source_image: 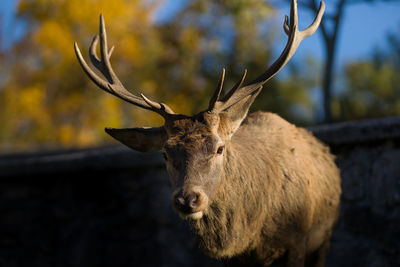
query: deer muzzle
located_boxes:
[172,187,209,220]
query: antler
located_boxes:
[74,14,175,118]
[209,0,325,112]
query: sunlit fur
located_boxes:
[163,111,341,267]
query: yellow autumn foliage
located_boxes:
[0,0,164,153]
[1,0,318,153]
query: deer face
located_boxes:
[104,106,258,220]
[162,113,226,220]
[102,96,259,219]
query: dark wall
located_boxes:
[0,148,218,267]
[1,117,400,267]
[328,142,400,267]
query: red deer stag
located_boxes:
[74,0,341,266]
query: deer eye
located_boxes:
[162,152,168,161]
[216,146,225,155]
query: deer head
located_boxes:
[74,0,325,220]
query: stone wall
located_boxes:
[311,117,400,267]
[1,117,400,267]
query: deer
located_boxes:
[74,0,341,266]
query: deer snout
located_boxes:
[172,188,208,220]
[175,193,198,211]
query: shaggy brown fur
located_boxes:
[161,111,341,267]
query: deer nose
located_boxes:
[173,190,206,214]
[174,193,199,213]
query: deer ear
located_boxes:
[219,87,262,137]
[105,126,167,152]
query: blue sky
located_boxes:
[1,0,400,68]
[156,0,400,69]
[293,1,400,65]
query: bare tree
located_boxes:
[302,0,396,122]
[307,0,347,123]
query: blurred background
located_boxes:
[1,0,400,154]
[1,2,400,266]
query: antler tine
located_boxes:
[89,35,107,79]
[283,1,324,40]
[290,0,299,32]
[98,14,117,84]
[299,1,325,39]
[212,0,324,112]
[208,68,225,111]
[140,94,175,114]
[75,41,110,93]
[220,69,247,103]
[283,15,290,35]
[74,14,175,118]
